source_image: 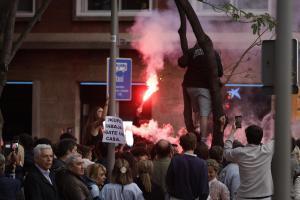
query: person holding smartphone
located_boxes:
[0,153,23,200]
[223,124,274,200]
[234,116,242,129]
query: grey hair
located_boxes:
[65,153,82,168]
[0,153,5,173]
[33,144,52,159]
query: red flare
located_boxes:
[143,74,159,102]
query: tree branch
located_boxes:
[8,0,52,65]
[224,28,269,83]
[1,0,19,73]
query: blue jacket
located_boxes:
[166,153,209,200]
[0,174,21,200]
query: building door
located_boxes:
[0,82,32,141]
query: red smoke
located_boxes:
[131,119,186,153]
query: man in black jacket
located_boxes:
[24,144,59,200]
[179,43,223,142]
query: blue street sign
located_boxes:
[107,58,132,101]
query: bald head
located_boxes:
[156,139,171,158]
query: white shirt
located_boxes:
[223,135,274,199]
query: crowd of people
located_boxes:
[1,115,299,200]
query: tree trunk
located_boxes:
[0,0,19,140]
[0,0,52,140]
[175,0,224,147]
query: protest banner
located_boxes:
[102,116,126,144]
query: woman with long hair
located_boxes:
[85,163,107,200]
[100,158,144,200]
[135,160,164,200]
[82,98,109,150]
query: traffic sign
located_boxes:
[107,58,132,101]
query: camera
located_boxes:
[4,140,19,156]
[235,115,242,129]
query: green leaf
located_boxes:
[245,12,254,19]
[232,13,240,20]
[251,24,258,34]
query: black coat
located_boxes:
[135,177,165,200]
[24,165,59,200]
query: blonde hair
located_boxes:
[87,163,106,181]
[137,159,153,193]
[207,159,219,172]
[112,158,133,185]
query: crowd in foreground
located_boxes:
[1,120,300,200]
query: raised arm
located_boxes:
[223,125,240,162]
[102,96,109,118]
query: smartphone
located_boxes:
[235,115,242,128]
[3,142,12,156]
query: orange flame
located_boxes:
[143,74,159,102]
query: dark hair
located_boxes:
[131,146,149,159]
[18,133,33,150]
[56,139,77,158]
[233,140,244,148]
[94,140,108,161]
[295,138,300,149]
[34,137,52,147]
[77,145,92,158]
[194,141,209,160]
[82,106,104,145]
[209,145,223,163]
[180,133,197,151]
[245,125,263,145]
[60,133,77,141]
[155,139,172,158]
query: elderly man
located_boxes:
[152,139,172,194]
[24,144,59,200]
[223,125,274,200]
[56,153,92,200]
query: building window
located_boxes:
[17,0,35,17]
[76,0,153,17]
[190,0,271,16]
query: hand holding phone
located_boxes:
[235,115,242,129]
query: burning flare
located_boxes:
[137,73,159,114]
[143,73,159,102]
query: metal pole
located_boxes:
[107,0,119,181]
[273,0,293,199]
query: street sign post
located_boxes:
[107,58,132,101]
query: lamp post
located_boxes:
[107,0,119,180]
[273,0,293,199]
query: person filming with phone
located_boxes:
[223,121,274,200]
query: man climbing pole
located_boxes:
[174,0,225,146]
